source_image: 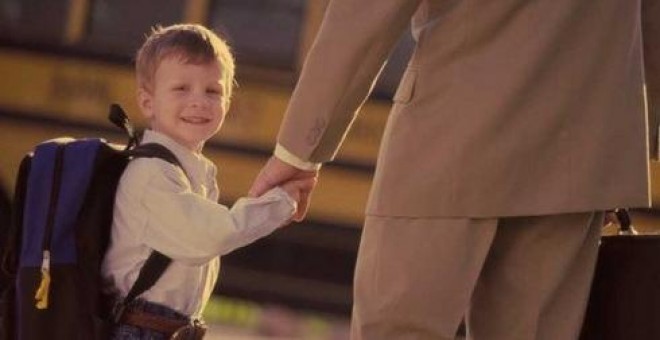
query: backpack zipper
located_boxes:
[35,144,65,309]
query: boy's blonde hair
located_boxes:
[136,24,235,108]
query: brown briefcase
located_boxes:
[580,209,660,340]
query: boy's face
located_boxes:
[138,56,227,152]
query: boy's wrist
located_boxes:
[270,186,298,214]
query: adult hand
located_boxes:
[249,156,319,221]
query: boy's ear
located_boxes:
[137,87,154,119]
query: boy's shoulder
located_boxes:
[121,147,189,190]
[123,156,177,180]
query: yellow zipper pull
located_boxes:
[35,250,51,309]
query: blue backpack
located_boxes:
[0,105,179,340]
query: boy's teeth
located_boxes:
[182,117,208,124]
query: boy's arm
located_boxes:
[130,160,296,265]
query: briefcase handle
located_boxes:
[609,209,637,235]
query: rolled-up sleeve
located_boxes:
[135,160,296,265]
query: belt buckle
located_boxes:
[169,319,207,340]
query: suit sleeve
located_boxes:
[277,0,423,163]
[643,0,660,159]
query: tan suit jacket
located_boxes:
[278,0,655,218]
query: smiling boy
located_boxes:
[101,24,314,339]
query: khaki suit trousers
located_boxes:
[350,212,603,340]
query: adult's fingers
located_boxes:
[249,157,319,197]
[248,157,290,197]
[248,169,275,197]
[293,190,311,222]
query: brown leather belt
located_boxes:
[121,308,189,334]
[120,309,206,339]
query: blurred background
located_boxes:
[0,0,416,338]
[1,1,659,339]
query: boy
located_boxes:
[101,24,315,339]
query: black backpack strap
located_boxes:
[123,251,171,304]
[127,143,190,180]
[112,251,171,322]
[128,143,181,167]
[113,143,188,321]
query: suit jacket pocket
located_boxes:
[393,69,417,104]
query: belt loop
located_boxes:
[111,300,127,324]
[195,319,207,340]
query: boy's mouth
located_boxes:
[181,116,211,125]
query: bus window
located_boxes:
[0,0,69,45]
[209,0,305,70]
[82,0,186,59]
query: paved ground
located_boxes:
[205,324,302,339]
[205,321,350,339]
[202,296,350,339]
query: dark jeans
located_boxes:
[111,299,189,340]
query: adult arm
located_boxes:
[250,0,423,218]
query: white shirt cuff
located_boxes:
[274,144,322,171]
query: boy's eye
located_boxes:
[173,85,187,91]
[206,88,221,96]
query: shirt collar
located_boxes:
[140,129,217,187]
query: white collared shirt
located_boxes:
[102,130,296,318]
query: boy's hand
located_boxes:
[280,177,318,208]
[250,156,318,221]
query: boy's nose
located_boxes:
[188,94,210,108]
